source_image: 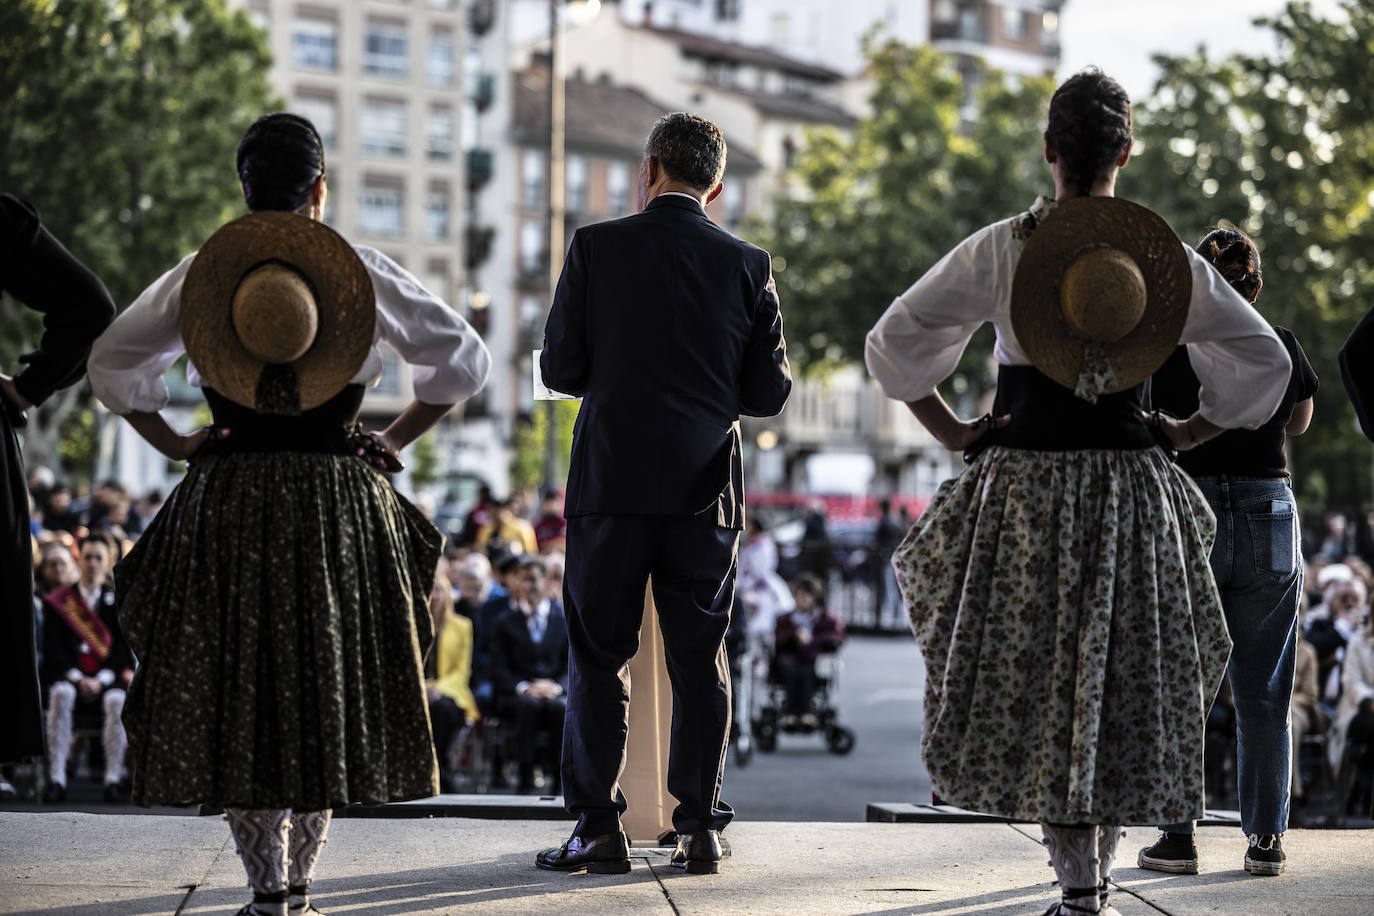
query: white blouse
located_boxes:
[88,245,491,415]
[864,215,1292,430]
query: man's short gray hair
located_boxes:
[644,112,727,193]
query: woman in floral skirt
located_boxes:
[88,113,490,916]
[864,70,1291,915]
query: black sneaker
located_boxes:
[1244,834,1285,876]
[1137,831,1198,874]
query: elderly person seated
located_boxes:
[1329,606,1374,814]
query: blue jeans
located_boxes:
[1165,476,1300,837]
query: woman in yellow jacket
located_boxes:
[427,562,479,792]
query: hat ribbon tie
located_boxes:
[1073,341,1116,404]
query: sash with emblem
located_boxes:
[45,585,113,674]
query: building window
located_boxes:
[715,0,740,21]
[361,99,408,157]
[294,94,337,150]
[364,22,409,79]
[360,185,404,237]
[1002,7,1027,41]
[427,106,454,161]
[519,220,545,276]
[423,260,452,305]
[723,180,743,226]
[566,154,588,213]
[245,0,270,32]
[291,16,337,71]
[522,148,546,210]
[427,30,456,87]
[425,185,450,241]
[606,161,630,214]
[374,344,402,397]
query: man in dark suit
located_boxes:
[536,113,791,875]
[489,556,569,793]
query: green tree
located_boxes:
[758,39,1052,402]
[0,0,275,475]
[510,401,579,493]
[1123,0,1374,510]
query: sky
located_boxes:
[1057,0,1347,101]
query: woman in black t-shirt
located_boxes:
[1140,228,1317,877]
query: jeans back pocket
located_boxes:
[1248,508,1297,582]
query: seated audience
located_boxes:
[425,561,480,793]
[1290,634,1326,804]
[453,552,494,619]
[772,573,846,726]
[489,556,568,793]
[474,497,538,556]
[532,491,567,553]
[1329,608,1374,813]
[40,533,132,802]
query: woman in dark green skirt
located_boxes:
[87,114,491,916]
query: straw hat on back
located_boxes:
[1010,197,1192,401]
[180,211,374,414]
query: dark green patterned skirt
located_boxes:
[117,451,442,810]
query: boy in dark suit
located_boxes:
[537,112,791,875]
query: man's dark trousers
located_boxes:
[561,513,739,838]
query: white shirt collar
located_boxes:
[656,191,704,206]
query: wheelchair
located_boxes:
[751,649,855,756]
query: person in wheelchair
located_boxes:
[771,573,846,729]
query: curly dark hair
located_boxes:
[644,112,727,193]
[1045,68,1132,196]
[1196,227,1262,301]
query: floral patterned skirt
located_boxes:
[117,451,442,810]
[894,446,1231,825]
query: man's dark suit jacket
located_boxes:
[540,193,791,529]
[488,603,570,697]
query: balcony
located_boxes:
[465,224,495,271]
[470,73,496,113]
[469,0,495,37]
[467,148,493,192]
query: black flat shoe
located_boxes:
[535,831,631,874]
[41,782,66,804]
[670,830,722,874]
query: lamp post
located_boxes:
[542,0,600,495]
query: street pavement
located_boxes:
[2,812,1371,915]
[725,634,933,821]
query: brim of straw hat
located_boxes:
[1010,196,1192,395]
[181,211,375,411]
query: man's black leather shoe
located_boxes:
[670,830,722,874]
[535,831,631,874]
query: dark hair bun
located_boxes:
[236,113,326,213]
[1196,228,1261,300]
[1045,68,1132,196]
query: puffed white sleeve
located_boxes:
[864,222,1008,402]
[1178,245,1291,429]
[359,247,492,404]
[86,254,195,415]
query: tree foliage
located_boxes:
[0,0,274,473]
[1123,0,1374,509]
[757,39,1053,401]
[765,3,1374,510]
